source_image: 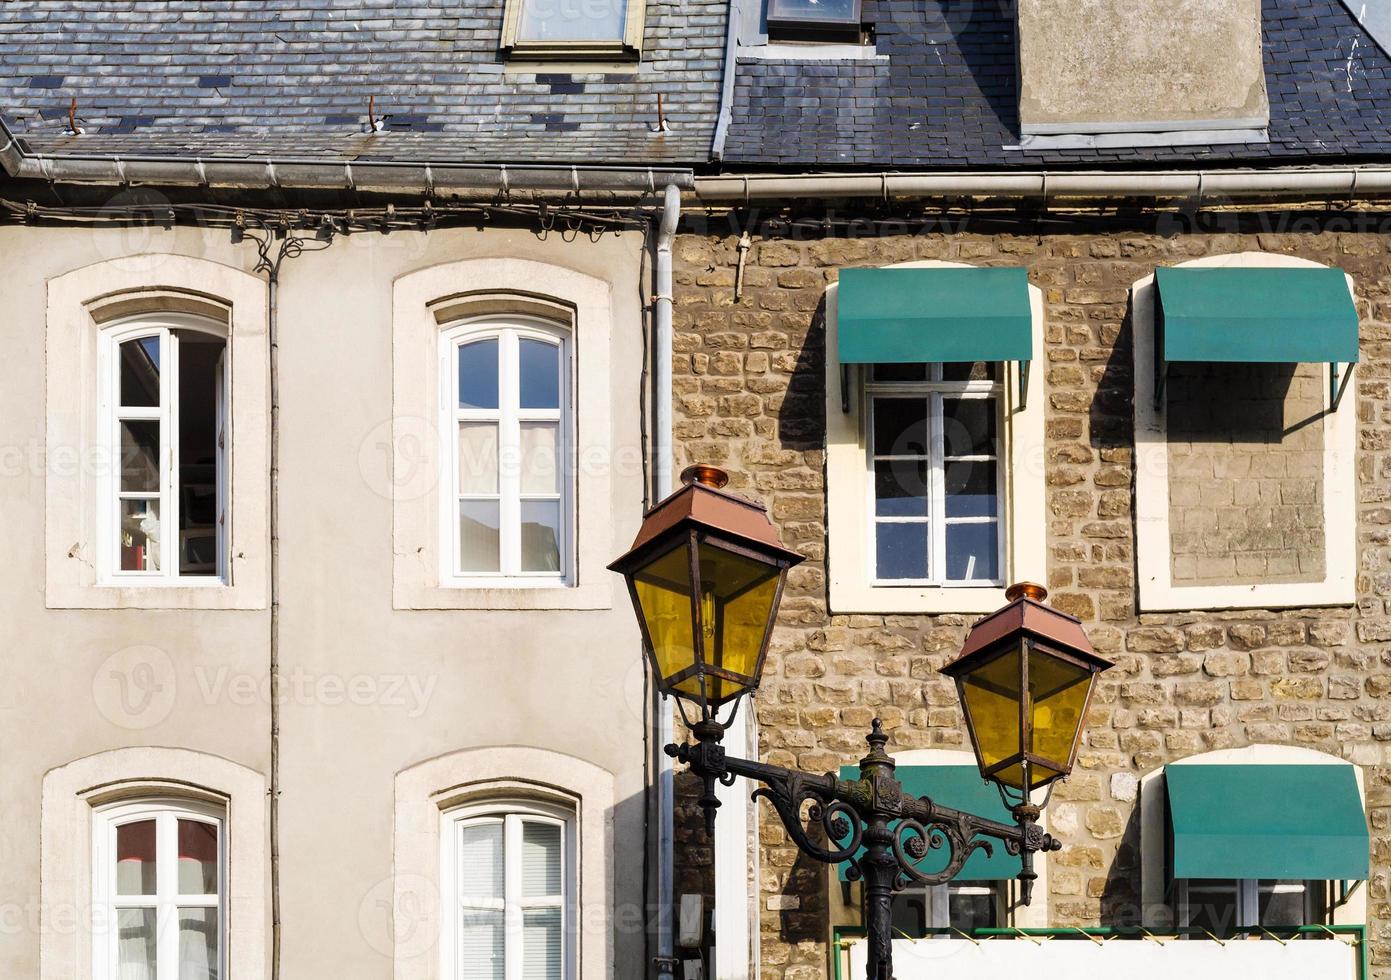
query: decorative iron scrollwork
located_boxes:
[752,774,865,867]
[890,813,995,890]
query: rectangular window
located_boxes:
[500,0,645,59]
[867,363,1002,586]
[442,803,574,980]
[1180,879,1318,933]
[102,317,229,584]
[443,318,572,587]
[891,881,1001,938]
[93,799,225,980]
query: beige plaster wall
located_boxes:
[1016,0,1269,134]
[0,222,650,980]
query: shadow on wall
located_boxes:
[779,294,829,452]
[1098,801,1145,926]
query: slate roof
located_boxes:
[0,0,726,166]
[722,0,1391,168]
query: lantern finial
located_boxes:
[1005,581,1048,603]
[680,464,729,489]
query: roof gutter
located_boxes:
[694,167,1391,203]
[0,116,693,198]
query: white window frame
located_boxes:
[824,261,1046,615]
[1131,253,1357,611]
[91,797,226,980]
[438,316,573,589]
[865,366,1005,588]
[96,313,230,587]
[439,799,577,980]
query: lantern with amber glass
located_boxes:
[942,583,1113,801]
[607,465,803,722]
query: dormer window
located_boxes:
[501,0,646,60]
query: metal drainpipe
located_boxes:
[266,261,283,980]
[653,182,681,979]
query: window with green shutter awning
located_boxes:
[837,765,1019,881]
[1165,763,1369,882]
[1153,266,1360,409]
[836,267,1033,365]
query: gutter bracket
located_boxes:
[1331,361,1355,411]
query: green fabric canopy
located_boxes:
[1166,764,1369,881]
[836,267,1033,364]
[837,765,1019,881]
[1155,266,1360,365]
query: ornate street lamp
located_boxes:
[610,467,1111,980]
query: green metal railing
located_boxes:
[830,924,1369,980]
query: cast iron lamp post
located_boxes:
[609,466,1112,980]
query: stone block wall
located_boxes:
[668,215,1391,979]
[1166,360,1327,585]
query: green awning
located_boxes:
[1155,266,1359,365]
[837,267,1033,365]
[1166,764,1369,881]
[837,765,1019,881]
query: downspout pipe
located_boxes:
[652,181,681,979]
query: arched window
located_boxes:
[99,314,229,581]
[91,797,225,980]
[440,317,572,586]
[440,799,576,980]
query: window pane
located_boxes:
[942,398,996,457]
[519,338,561,410]
[871,363,926,383]
[459,910,505,980]
[116,820,157,895]
[518,0,628,42]
[940,361,999,382]
[120,420,161,493]
[177,334,225,578]
[120,337,160,408]
[458,340,499,411]
[520,501,562,573]
[522,821,562,898]
[1258,881,1308,927]
[520,422,560,495]
[948,886,998,931]
[459,500,501,573]
[875,521,927,580]
[872,398,927,457]
[120,499,161,572]
[178,820,218,895]
[117,908,157,978]
[945,522,998,581]
[874,461,928,518]
[457,821,503,900]
[769,0,857,23]
[522,908,563,980]
[944,460,997,518]
[177,907,219,980]
[1187,882,1240,933]
[459,423,499,495]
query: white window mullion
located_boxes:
[156,811,177,980]
[504,814,523,980]
[928,392,946,582]
[500,331,520,578]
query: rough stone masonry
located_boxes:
[667,212,1391,979]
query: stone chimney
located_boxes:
[1015,0,1269,136]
